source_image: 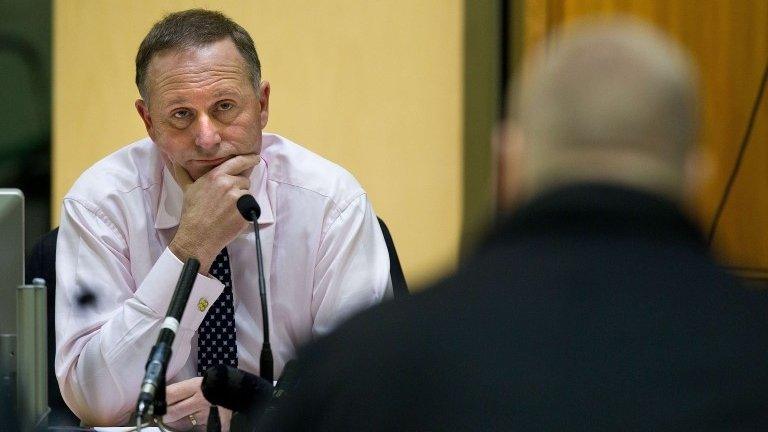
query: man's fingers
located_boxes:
[165,394,209,424]
[166,377,202,405]
[164,377,208,425]
[202,173,250,196]
[211,153,260,177]
[219,407,233,430]
[228,174,251,191]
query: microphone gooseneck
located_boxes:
[206,406,221,432]
[136,258,200,420]
[236,194,274,382]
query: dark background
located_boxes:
[0,0,52,250]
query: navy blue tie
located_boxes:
[197,248,238,376]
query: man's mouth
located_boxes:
[193,156,230,165]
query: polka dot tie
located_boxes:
[197,248,238,376]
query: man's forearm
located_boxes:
[57,221,223,424]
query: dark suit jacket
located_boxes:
[262,184,768,431]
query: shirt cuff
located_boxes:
[133,248,224,332]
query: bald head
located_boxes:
[507,18,700,203]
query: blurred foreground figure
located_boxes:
[262,19,768,431]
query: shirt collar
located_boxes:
[154,156,275,229]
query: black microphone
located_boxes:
[202,365,274,412]
[236,194,261,222]
[136,257,200,418]
[202,365,274,431]
[236,194,273,383]
[206,405,221,432]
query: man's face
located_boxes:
[135,39,269,180]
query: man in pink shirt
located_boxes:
[55,9,389,429]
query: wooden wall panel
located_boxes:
[518,0,768,274]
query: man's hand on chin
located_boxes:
[163,377,232,431]
[168,154,259,271]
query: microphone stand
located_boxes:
[250,207,273,383]
[236,194,274,382]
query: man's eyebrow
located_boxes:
[212,88,242,98]
[160,86,244,108]
[165,97,188,107]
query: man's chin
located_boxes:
[189,165,215,180]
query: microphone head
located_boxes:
[202,365,273,413]
[236,194,261,222]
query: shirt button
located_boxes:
[198,297,209,312]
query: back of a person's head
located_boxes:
[512,17,699,200]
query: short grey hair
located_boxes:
[135,9,261,100]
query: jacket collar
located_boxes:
[154,157,275,229]
[487,183,706,249]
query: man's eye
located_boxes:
[172,110,190,119]
[218,102,234,111]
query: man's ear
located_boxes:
[495,121,526,214]
[135,99,154,134]
[258,81,270,129]
[682,147,713,209]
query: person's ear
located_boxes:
[135,99,154,135]
[495,121,526,213]
[258,81,270,129]
[682,147,713,209]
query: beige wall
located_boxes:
[53,0,463,288]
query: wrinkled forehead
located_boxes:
[144,39,252,95]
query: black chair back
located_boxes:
[377,217,409,299]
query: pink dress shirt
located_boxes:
[55,133,390,425]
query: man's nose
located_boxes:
[194,114,222,149]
